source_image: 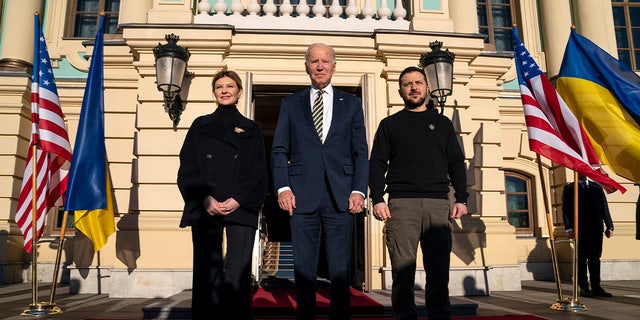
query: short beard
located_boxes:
[402,96,426,110]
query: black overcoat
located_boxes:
[177,107,268,228]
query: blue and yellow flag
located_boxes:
[556,29,640,184]
[64,15,115,251]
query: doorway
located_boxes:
[252,84,366,290]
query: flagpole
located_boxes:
[570,171,586,310]
[536,155,570,310]
[21,146,62,316]
[47,210,69,312]
[29,145,39,308]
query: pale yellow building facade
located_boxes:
[0,0,638,299]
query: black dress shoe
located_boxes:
[580,288,594,297]
[592,287,613,297]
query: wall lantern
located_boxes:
[419,40,455,114]
[153,34,191,127]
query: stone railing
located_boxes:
[194,0,411,32]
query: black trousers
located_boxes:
[577,231,604,290]
[191,217,257,320]
[290,178,354,320]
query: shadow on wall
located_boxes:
[525,237,555,281]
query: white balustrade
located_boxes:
[191,0,412,32]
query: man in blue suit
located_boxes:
[271,43,369,320]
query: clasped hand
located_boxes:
[203,196,239,216]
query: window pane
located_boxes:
[507,194,528,211]
[106,0,121,12]
[506,176,526,192]
[616,28,630,47]
[612,7,626,26]
[630,7,640,26]
[74,15,97,37]
[494,28,512,51]
[635,50,640,69]
[507,212,530,228]
[618,49,632,67]
[491,5,512,27]
[492,0,510,4]
[77,0,100,11]
[105,14,119,33]
[477,5,488,26]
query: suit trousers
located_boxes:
[191,216,257,320]
[290,177,354,320]
[385,198,452,320]
[577,231,604,290]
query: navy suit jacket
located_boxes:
[271,87,368,213]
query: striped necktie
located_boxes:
[312,90,324,142]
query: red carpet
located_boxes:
[252,287,384,316]
[254,316,546,320]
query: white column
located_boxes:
[119,0,153,24]
[0,0,44,69]
[574,0,618,57]
[539,0,572,77]
[449,0,478,33]
[147,0,194,23]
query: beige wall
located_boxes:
[0,0,638,296]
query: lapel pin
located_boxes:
[234,127,245,133]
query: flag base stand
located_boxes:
[21,302,63,316]
[550,299,587,312]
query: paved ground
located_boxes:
[0,280,638,319]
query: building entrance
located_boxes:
[251,84,366,290]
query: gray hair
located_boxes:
[305,43,336,63]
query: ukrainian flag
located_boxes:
[64,15,115,251]
[556,29,640,184]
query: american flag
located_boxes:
[512,27,625,193]
[15,15,73,253]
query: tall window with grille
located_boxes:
[505,172,535,234]
[477,0,519,52]
[612,0,640,70]
[66,0,121,38]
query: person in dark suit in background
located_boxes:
[271,43,369,320]
[562,174,614,298]
[177,70,268,319]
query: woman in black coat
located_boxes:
[177,70,268,320]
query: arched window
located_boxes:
[505,172,535,234]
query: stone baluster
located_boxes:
[312,0,327,17]
[393,0,407,20]
[263,0,277,16]
[378,0,391,20]
[297,0,311,17]
[247,0,261,15]
[280,0,294,16]
[329,0,343,18]
[214,0,228,15]
[198,0,212,15]
[231,0,244,15]
[345,0,358,19]
[362,0,375,19]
